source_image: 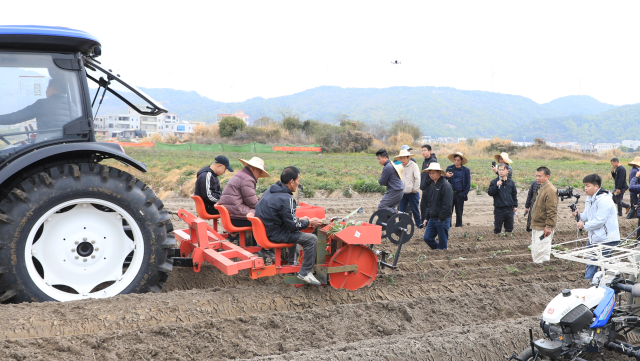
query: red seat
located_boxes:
[190,195,220,232]
[215,204,252,248]
[247,216,293,267]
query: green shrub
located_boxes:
[218,116,246,137]
[352,179,386,194]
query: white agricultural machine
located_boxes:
[511,231,640,360]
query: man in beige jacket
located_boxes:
[395,149,421,226]
[527,166,558,263]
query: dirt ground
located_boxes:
[1,191,639,360]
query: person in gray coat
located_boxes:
[0,78,77,142]
[376,149,405,213]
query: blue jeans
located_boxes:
[584,240,619,280]
[399,192,421,226]
[423,218,451,250]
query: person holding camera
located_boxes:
[611,157,630,217]
[573,174,620,280]
[445,152,471,227]
[488,164,518,234]
[527,167,558,263]
[491,152,513,179]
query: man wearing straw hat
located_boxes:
[491,152,513,179]
[422,163,453,250]
[627,156,640,219]
[219,157,272,257]
[445,152,471,227]
[376,149,405,213]
[395,148,421,226]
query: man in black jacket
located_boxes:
[194,155,233,215]
[488,164,518,234]
[419,144,437,226]
[421,163,453,250]
[524,180,538,216]
[611,157,630,216]
[255,166,323,285]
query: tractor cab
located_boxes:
[0,25,166,160]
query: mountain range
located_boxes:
[97,85,633,143]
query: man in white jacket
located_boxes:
[572,174,620,280]
[395,149,421,226]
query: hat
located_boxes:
[239,157,270,178]
[215,155,234,172]
[421,162,445,175]
[494,152,513,164]
[392,162,404,180]
[447,152,468,165]
[393,149,415,160]
[400,144,413,151]
[629,157,640,167]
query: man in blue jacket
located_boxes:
[573,174,620,280]
[629,170,640,239]
[255,166,323,285]
[444,152,471,227]
[376,149,405,213]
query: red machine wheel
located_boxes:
[328,245,378,290]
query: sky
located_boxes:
[3,1,639,106]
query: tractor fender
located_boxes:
[0,142,147,186]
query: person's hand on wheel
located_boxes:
[309,217,323,227]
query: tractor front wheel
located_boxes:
[0,163,173,302]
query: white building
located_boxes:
[217,111,249,125]
[95,107,196,138]
[594,143,621,153]
[622,140,640,150]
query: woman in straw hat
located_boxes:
[395,148,421,226]
[627,156,640,219]
[445,152,471,227]
[491,152,513,180]
[218,157,271,255]
[375,149,405,213]
[421,162,453,250]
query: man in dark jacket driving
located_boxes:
[0,78,77,142]
[255,166,323,285]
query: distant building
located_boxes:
[594,143,620,153]
[511,141,533,147]
[95,106,195,138]
[422,135,432,143]
[577,144,595,153]
[217,111,249,125]
[622,140,640,150]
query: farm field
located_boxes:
[113,148,623,200]
[1,148,638,360]
[1,189,639,360]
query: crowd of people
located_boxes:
[194,149,637,284]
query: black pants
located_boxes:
[452,192,465,227]
[230,218,252,227]
[205,203,220,215]
[494,207,514,233]
[614,190,630,216]
[631,192,638,216]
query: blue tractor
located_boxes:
[0,26,174,302]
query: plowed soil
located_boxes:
[1,192,638,360]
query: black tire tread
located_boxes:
[0,163,174,303]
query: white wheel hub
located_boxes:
[25,198,145,301]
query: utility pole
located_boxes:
[391,60,401,86]
[576,76,584,96]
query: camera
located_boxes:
[491,161,496,167]
[557,186,573,200]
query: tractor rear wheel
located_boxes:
[0,163,174,302]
